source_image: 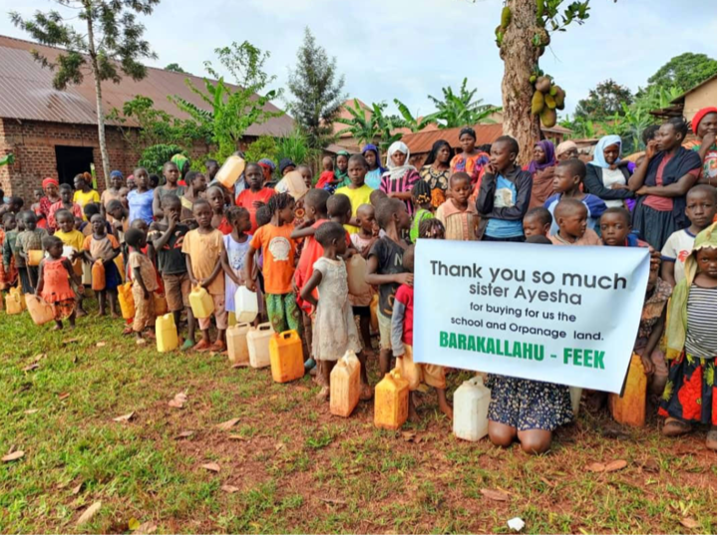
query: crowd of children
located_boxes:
[0,112,716,454]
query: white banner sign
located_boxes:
[413,240,650,393]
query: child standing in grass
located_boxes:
[35,236,82,330]
[301,222,362,400]
[125,228,158,345]
[659,223,717,451]
[1,213,19,290]
[391,245,452,419]
[367,198,412,374]
[245,193,301,335]
[149,195,195,350]
[335,154,373,234]
[54,209,87,316]
[182,199,227,352]
[221,206,254,321]
[15,212,49,294]
[350,203,377,355]
[82,214,121,316]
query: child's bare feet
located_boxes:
[316,386,330,401]
[438,400,453,420]
[193,340,211,352]
[51,322,62,331]
[360,383,373,401]
[76,308,87,318]
[208,340,226,353]
[122,326,134,336]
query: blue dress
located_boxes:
[223,233,251,313]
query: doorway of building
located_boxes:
[55,146,94,186]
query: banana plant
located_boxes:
[426,78,501,128]
[393,99,435,133]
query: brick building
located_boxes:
[0,35,294,201]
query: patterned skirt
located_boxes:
[487,375,574,431]
[658,353,717,426]
[51,299,76,321]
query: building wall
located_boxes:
[683,78,717,121]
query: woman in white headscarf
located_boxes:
[584,135,636,208]
[379,141,420,215]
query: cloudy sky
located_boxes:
[0,0,716,119]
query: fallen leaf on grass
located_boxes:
[507,517,525,532]
[2,450,24,462]
[112,411,135,423]
[58,392,70,401]
[201,462,220,473]
[24,409,38,415]
[401,432,416,442]
[320,497,346,505]
[62,338,80,346]
[96,342,106,348]
[221,485,239,493]
[71,483,83,495]
[174,430,194,439]
[228,435,245,441]
[274,442,285,452]
[231,362,247,369]
[680,518,700,529]
[76,501,101,525]
[23,363,39,372]
[480,488,509,502]
[133,522,157,534]
[587,460,627,473]
[128,518,140,531]
[33,353,47,361]
[539,477,555,487]
[216,418,241,431]
[168,392,187,409]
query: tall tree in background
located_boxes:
[165,63,187,73]
[490,0,606,162]
[646,52,717,93]
[286,27,346,150]
[426,78,501,128]
[10,1,159,185]
[574,79,633,122]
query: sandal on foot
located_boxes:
[180,339,195,351]
[208,341,226,353]
[192,340,211,352]
[662,418,692,437]
[706,429,717,451]
[122,326,134,336]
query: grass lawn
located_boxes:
[0,304,716,534]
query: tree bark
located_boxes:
[85,8,111,188]
[500,0,542,165]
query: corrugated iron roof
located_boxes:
[0,34,294,136]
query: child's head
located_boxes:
[55,209,76,233]
[490,135,519,171]
[418,217,445,239]
[126,174,136,191]
[327,193,352,225]
[205,159,220,180]
[22,211,37,231]
[526,235,553,245]
[600,207,633,246]
[245,163,264,190]
[402,244,415,272]
[133,167,149,189]
[356,204,375,233]
[267,193,296,225]
[206,186,225,213]
[255,205,272,228]
[225,206,251,234]
[130,218,149,234]
[322,156,333,172]
[298,165,313,188]
[304,188,331,220]
[642,124,660,146]
[347,154,368,187]
[59,184,73,203]
[125,227,148,251]
[411,179,432,210]
[162,194,182,222]
[552,159,586,195]
[149,174,160,189]
[554,198,587,239]
[523,207,552,238]
[163,161,180,184]
[33,188,44,203]
[376,198,411,232]
[8,196,24,213]
[370,189,387,208]
[42,235,64,259]
[647,260,660,292]
[192,199,213,229]
[73,173,89,192]
[83,202,100,222]
[685,184,717,231]
[278,158,296,176]
[315,221,347,257]
[448,172,472,206]
[109,170,124,190]
[90,213,106,235]
[2,212,17,231]
[695,245,717,279]
[336,152,349,172]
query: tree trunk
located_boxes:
[85,10,110,188]
[500,0,542,165]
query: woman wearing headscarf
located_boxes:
[584,135,636,209]
[171,154,190,187]
[39,177,61,231]
[691,107,717,187]
[420,140,452,209]
[556,140,579,162]
[659,222,716,450]
[380,141,420,215]
[450,127,489,187]
[362,144,385,190]
[629,117,702,250]
[526,140,556,209]
[258,158,276,188]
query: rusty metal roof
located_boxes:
[0,35,294,136]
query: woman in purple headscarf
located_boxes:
[525,140,556,209]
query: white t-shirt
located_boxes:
[601,168,627,208]
[661,228,696,284]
